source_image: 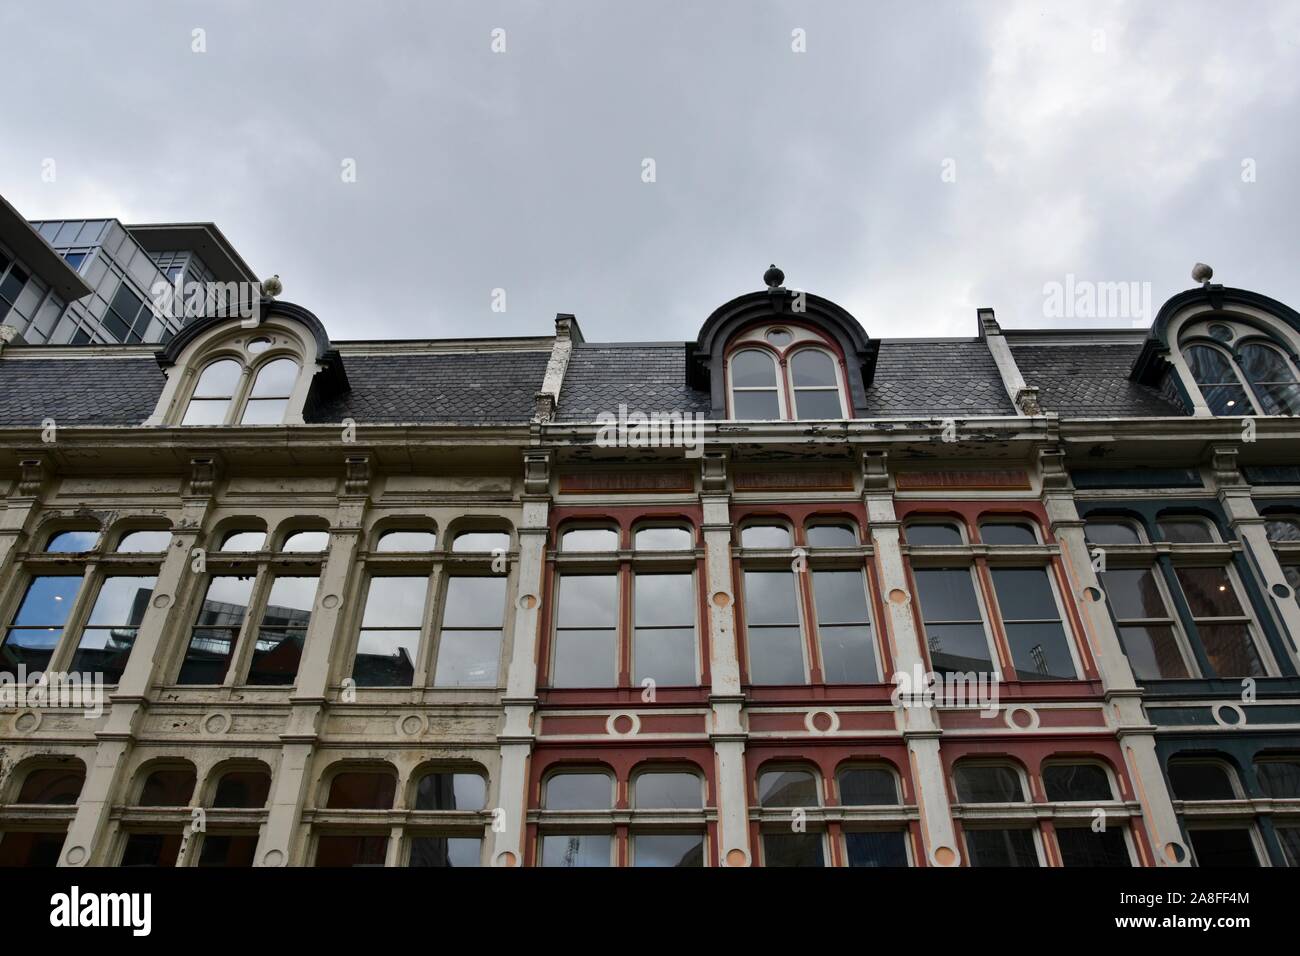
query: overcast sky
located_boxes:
[2,1,1298,342]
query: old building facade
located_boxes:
[1,265,1299,867]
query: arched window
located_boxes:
[1239,342,1300,415]
[725,324,851,421]
[1182,333,1300,417]
[180,355,302,426]
[729,349,782,419]
[789,348,844,418]
[241,357,300,424]
[182,358,242,425]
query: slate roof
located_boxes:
[0,356,165,425]
[863,340,1015,417]
[1009,341,1186,417]
[309,351,550,424]
[556,343,712,422]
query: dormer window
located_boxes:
[726,325,850,421]
[1180,322,1300,416]
[181,355,301,426]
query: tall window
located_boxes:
[953,764,1041,867]
[726,325,850,421]
[540,771,615,867]
[757,768,825,867]
[1183,331,1300,416]
[180,353,302,426]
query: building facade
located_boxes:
[0,265,1298,868]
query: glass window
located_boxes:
[905,523,963,546]
[965,828,1039,866]
[845,830,909,867]
[954,765,1025,803]
[415,772,487,811]
[376,529,438,552]
[1168,761,1237,801]
[1173,566,1265,677]
[540,833,611,867]
[633,573,697,686]
[633,526,693,551]
[633,833,704,867]
[990,568,1076,680]
[116,530,171,553]
[560,527,618,552]
[16,767,84,805]
[790,349,843,419]
[409,836,481,867]
[1042,764,1113,802]
[730,349,781,419]
[1056,828,1131,866]
[740,524,791,549]
[183,359,241,425]
[762,832,825,867]
[281,530,329,552]
[811,570,877,683]
[452,531,510,552]
[1264,516,1300,543]
[219,530,266,552]
[213,771,271,808]
[315,835,387,867]
[434,576,506,687]
[1083,519,1143,545]
[634,772,703,809]
[757,769,819,807]
[197,834,258,867]
[70,575,156,682]
[139,769,196,807]
[44,529,99,552]
[1239,342,1300,415]
[240,357,298,424]
[0,832,66,866]
[838,768,899,806]
[1277,827,1300,867]
[913,568,994,675]
[1,576,81,675]
[545,773,612,810]
[553,575,617,688]
[120,833,183,867]
[327,772,396,810]
[805,524,857,547]
[247,576,317,685]
[1184,345,1254,414]
[353,577,428,687]
[979,522,1037,546]
[179,576,255,684]
[1157,518,1216,543]
[743,570,805,684]
[1098,566,1189,679]
[1256,758,1300,799]
[1187,828,1259,866]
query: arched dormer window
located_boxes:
[1178,319,1300,416]
[180,353,301,426]
[725,325,850,421]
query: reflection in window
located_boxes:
[1265,516,1300,542]
[541,833,611,867]
[905,523,963,546]
[740,524,791,549]
[1173,567,1265,677]
[434,577,506,687]
[353,577,427,687]
[1043,764,1113,802]
[1083,520,1142,545]
[182,358,241,425]
[806,524,857,547]
[633,833,704,867]
[838,768,899,806]
[758,769,819,807]
[560,527,618,552]
[1157,518,1215,543]
[116,530,171,553]
[179,576,255,684]
[743,570,805,684]
[812,570,877,683]
[634,526,693,551]
[410,837,481,867]
[1098,566,1189,679]
[633,573,697,686]
[139,768,196,807]
[634,772,703,809]
[1239,342,1300,415]
[954,765,1024,803]
[415,772,487,811]
[1256,758,1300,799]
[213,771,271,808]
[845,831,909,867]
[730,349,781,419]
[45,529,99,552]
[790,349,843,419]
[1,576,81,675]
[376,530,438,552]
[240,357,298,424]
[70,575,156,682]
[913,569,994,676]
[247,576,317,685]
[452,531,510,552]
[965,829,1039,867]
[763,832,825,867]
[989,568,1076,680]
[553,575,617,687]
[1056,827,1131,866]
[1184,345,1254,415]
[979,522,1037,546]
[545,773,612,810]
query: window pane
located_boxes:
[239,397,288,425]
[409,836,481,867]
[541,834,610,867]
[1255,382,1300,416]
[1100,567,1168,619]
[71,575,156,681]
[376,530,438,552]
[557,574,617,627]
[1265,517,1300,542]
[913,568,982,621]
[1083,520,1142,545]
[635,627,696,686]
[546,773,611,810]
[281,530,329,552]
[219,530,266,552]
[1256,759,1300,799]
[180,576,254,684]
[361,577,428,628]
[1005,622,1076,680]
[744,570,798,625]
[741,525,790,549]
[452,531,509,552]
[314,835,388,867]
[812,571,876,684]
[1198,623,1265,678]
[1278,828,1300,867]
[248,358,298,397]
[1057,827,1131,866]
[116,530,171,552]
[906,523,962,546]
[634,526,693,550]
[731,349,777,387]
[1188,829,1258,867]
[248,576,316,685]
[966,828,1038,866]
[1168,762,1235,801]
[633,833,704,867]
[793,388,843,419]
[181,398,231,425]
[1200,383,1255,415]
[746,626,804,684]
[120,833,183,867]
[634,773,702,809]
[552,629,617,687]
[1173,567,1244,617]
[197,834,258,867]
[979,522,1037,545]
[327,772,396,809]
[353,577,427,686]
[924,624,994,675]
[1118,625,1190,679]
[1158,519,1214,543]
[213,771,271,808]
[435,576,506,687]
[560,527,618,552]
[791,349,837,386]
[733,389,781,419]
[45,529,99,552]
[990,568,1060,621]
[442,577,506,628]
[17,768,84,805]
[0,831,66,867]
[838,769,899,806]
[806,524,857,547]
[845,830,909,867]
[415,772,487,811]
[758,770,818,807]
[192,359,240,397]
[139,769,196,807]
[762,832,824,867]
[1043,764,1113,802]
[955,765,1024,803]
